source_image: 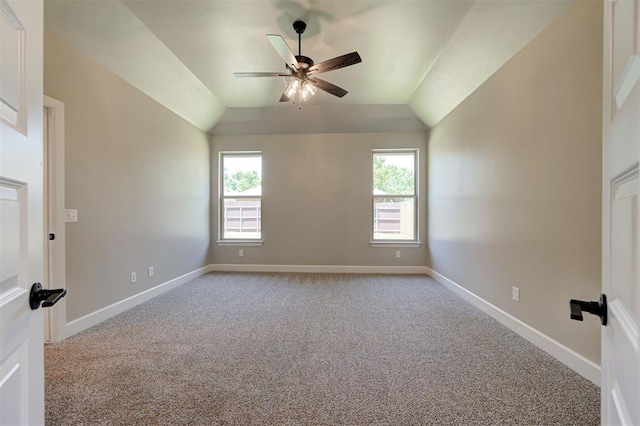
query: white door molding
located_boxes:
[43,95,67,343]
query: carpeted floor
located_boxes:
[45,273,600,425]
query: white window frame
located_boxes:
[370,149,421,247]
[216,151,263,246]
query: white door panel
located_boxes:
[0,348,27,426]
[602,0,640,424]
[0,0,25,131]
[0,0,45,424]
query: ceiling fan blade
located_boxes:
[233,72,291,78]
[266,34,300,70]
[308,52,362,74]
[308,77,348,98]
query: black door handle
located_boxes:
[570,294,607,326]
[29,282,67,310]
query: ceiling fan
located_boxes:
[233,20,362,105]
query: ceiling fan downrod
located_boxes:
[291,20,314,72]
[293,20,306,57]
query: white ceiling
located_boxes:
[44,0,572,134]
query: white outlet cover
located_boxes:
[512,287,520,302]
[131,272,136,283]
[64,209,78,223]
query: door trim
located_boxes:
[43,95,66,343]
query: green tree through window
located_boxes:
[224,170,261,193]
[373,156,414,195]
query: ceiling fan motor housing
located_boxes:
[295,55,314,70]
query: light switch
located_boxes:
[65,209,78,223]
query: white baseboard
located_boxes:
[64,265,213,338]
[210,264,430,274]
[425,267,601,386]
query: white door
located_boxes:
[0,0,45,424]
[602,0,640,424]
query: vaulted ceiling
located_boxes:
[44,0,572,134]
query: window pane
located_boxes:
[223,155,262,196]
[373,152,415,196]
[222,198,261,239]
[373,197,414,240]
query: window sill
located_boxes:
[216,240,264,247]
[370,241,422,248]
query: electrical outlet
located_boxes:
[512,286,520,302]
[148,266,154,277]
[395,250,401,258]
[131,272,137,283]
[239,249,244,257]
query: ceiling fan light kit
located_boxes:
[284,78,301,99]
[234,20,362,108]
[300,80,317,101]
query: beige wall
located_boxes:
[425,1,603,362]
[44,32,211,321]
[211,132,428,267]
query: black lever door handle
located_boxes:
[570,294,607,326]
[29,282,67,310]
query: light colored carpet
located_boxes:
[45,273,599,425]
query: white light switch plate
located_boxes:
[65,209,78,223]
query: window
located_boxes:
[372,150,417,242]
[219,152,262,241]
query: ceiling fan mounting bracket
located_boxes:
[293,20,307,34]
